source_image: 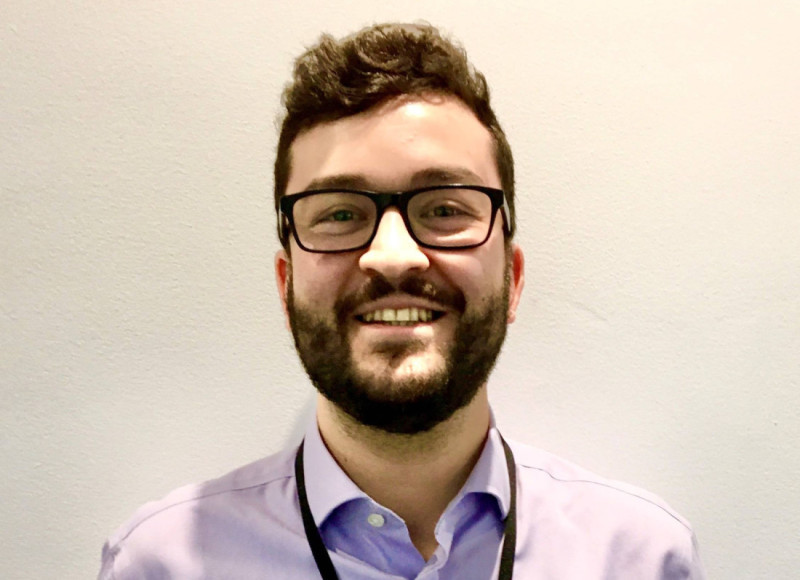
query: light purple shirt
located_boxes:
[99,421,704,579]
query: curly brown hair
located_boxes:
[274,22,515,247]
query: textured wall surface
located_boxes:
[2,2,798,578]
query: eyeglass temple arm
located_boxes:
[499,194,513,236]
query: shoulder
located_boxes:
[508,438,691,527]
[507,439,704,577]
[99,446,304,579]
[108,445,298,545]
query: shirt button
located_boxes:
[367,513,385,528]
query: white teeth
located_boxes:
[360,307,435,325]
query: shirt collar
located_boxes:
[300,413,511,527]
[302,419,369,527]
[458,417,511,519]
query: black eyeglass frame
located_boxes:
[278,184,512,254]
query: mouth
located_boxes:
[355,307,446,326]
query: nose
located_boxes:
[359,208,430,280]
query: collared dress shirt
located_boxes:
[98,421,705,579]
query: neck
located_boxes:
[316,389,491,560]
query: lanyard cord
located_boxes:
[294,436,517,580]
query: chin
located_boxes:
[361,349,445,381]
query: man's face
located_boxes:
[276,94,524,433]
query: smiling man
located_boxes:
[99,23,704,579]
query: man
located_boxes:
[99,23,704,579]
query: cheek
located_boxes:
[450,237,508,298]
[438,251,506,303]
[290,254,357,305]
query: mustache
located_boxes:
[335,275,466,324]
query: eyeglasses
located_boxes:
[279,185,511,253]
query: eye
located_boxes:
[308,203,372,234]
[419,201,474,220]
[429,205,463,218]
[311,205,370,226]
[322,209,358,222]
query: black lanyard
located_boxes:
[294,436,517,580]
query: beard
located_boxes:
[286,270,510,434]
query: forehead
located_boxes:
[286,95,500,193]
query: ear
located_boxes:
[507,244,525,324]
[275,249,291,330]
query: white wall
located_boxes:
[2,1,798,578]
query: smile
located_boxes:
[356,307,444,325]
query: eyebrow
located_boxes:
[300,166,486,193]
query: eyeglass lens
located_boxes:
[291,188,494,251]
